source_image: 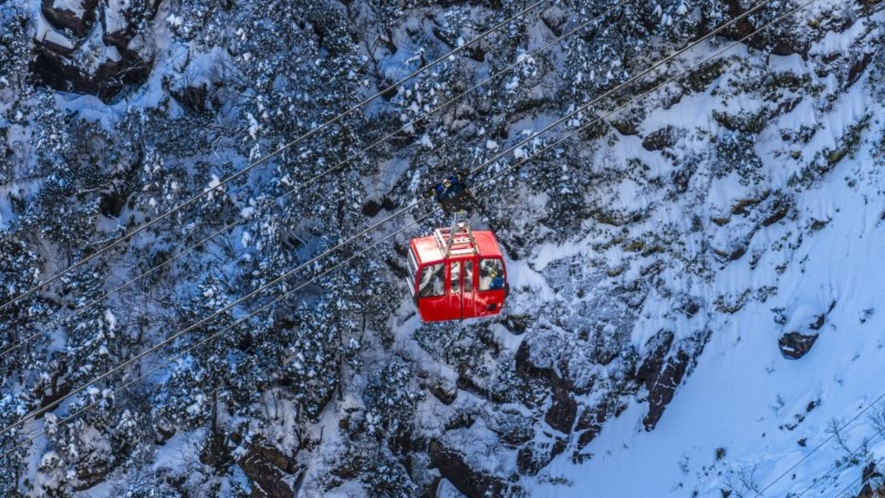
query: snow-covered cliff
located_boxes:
[1,0,884,496]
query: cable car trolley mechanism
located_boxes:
[406,170,509,322]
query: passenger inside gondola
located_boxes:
[479,258,505,291]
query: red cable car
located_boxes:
[407,222,508,322]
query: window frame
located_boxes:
[478,258,505,292]
[451,260,461,294]
[464,259,473,293]
[407,248,419,296]
[418,262,445,298]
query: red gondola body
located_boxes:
[407,223,508,322]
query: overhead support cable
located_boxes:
[0,0,549,315]
[0,0,817,459]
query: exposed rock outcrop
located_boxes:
[428,440,520,498]
[240,451,293,498]
[857,461,884,498]
[72,451,114,491]
[701,0,809,57]
[544,375,577,434]
[539,6,567,36]
[635,330,711,430]
[642,126,683,151]
[31,0,160,102]
[515,341,578,434]
[238,436,302,498]
[778,332,819,359]
[42,0,99,36]
[35,359,72,415]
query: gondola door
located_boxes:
[446,259,477,320]
[461,259,476,318]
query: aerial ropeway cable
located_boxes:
[754,364,885,496]
[0,0,802,444]
[0,0,824,449]
[404,0,815,321]
[0,0,634,364]
[0,0,816,455]
[0,0,549,315]
[792,433,884,498]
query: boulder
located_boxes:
[234,434,302,498]
[502,315,528,335]
[152,416,176,445]
[240,451,292,498]
[428,382,458,405]
[778,332,819,359]
[761,194,792,227]
[456,372,506,404]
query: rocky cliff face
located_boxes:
[0,0,880,496]
[32,0,160,101]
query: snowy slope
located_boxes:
[526,8,885,497]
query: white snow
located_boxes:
[166,14,183,28]
[103,309,117,331]
[32,10,74,50]
[246,113,259,140]
[205,174,223,196]
[102,0,129,35]
[51,0,85,19]
[419,134,434,149]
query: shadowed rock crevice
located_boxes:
[428,440,521,498]
[31,0,161,102]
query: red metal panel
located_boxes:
[474,288,506,317]
[418,294,452,321]
[412,230,503,263]
[471,231,504,258]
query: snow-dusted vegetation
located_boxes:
[1,0,885,496]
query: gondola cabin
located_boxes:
[407,223,508,322]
